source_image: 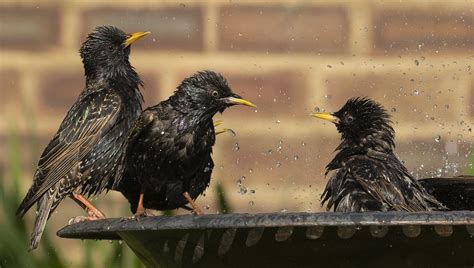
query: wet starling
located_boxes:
[116,120,232,214]
[311,97,447,212]
[16,26,149,250]
[117,71,256,216]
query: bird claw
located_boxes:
[130,210,150,221]
[192,208,204,216]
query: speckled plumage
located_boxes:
[316,97,446,212]
[16,26,144,250]
[115,71,254,214]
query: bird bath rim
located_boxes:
[57,211,474,240]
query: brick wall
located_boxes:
[0,0,473,257]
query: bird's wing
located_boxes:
[113,109,156,184]
[346,156,416,211]
[17,90,122,216]
[126,109,156,145]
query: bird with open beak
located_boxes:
[311,97,446,212]
[16,26,149,250]
[116,71,256,216]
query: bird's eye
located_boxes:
[211,90,219,98]
[347,116,354,122]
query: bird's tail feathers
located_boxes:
[29,194,53,250]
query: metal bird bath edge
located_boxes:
[58,211,474,267]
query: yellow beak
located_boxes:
[226,97,257,108]
[123,31,151,48]
[310,112,339,123]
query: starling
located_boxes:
[116,120,232,214]
[311,97,447,212]
[117,71,256,216]
[16,26,149,250]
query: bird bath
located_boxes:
[58,211,474,267]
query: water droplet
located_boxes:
[313,106,321,112]
[238,32,243,37]
[293,155,299,160]
[204,205,210,210]
[435,135,441,143]
[391,108,397,112]
[249,201,254,206]
[233,142,240,151]
[414,59,419,66]
[281,208,288,213]
[238,186,248,195]
[275,119,281,124]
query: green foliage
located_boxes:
[465,151,474,176]
[216,183,232,214]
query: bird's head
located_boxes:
[174,71,257,116]
[311,97,395,146]
[80,25,149,79]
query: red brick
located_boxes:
[81,6,203,51]
[174,70,308,118]
[140,72,161,108]
[214,134,339,187]
[323,73,462,123]
[471,78,474,117]
[37,69,83,116]
[0,6,60,50]
[37,70,158,115]
[0,70,21,110]
[218,5,349,54]
[372,8,474,55]
[396,140,472,178]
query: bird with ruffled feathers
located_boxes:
[311,97,447,212]
[116,71,256,216]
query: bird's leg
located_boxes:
[70,193,106,219]
[183,192,204,215]
[134,189,147,217]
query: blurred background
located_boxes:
[0,0,473,267]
